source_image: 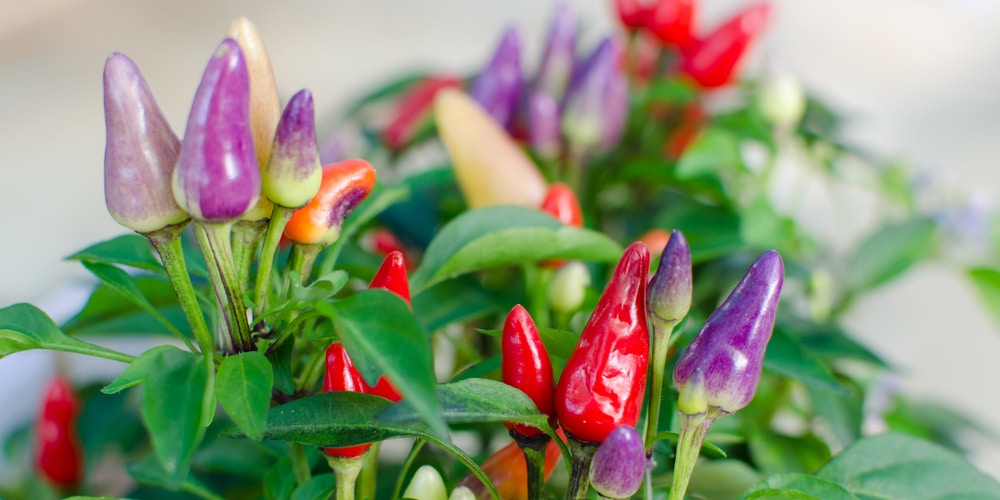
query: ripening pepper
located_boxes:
[382,76,461,151]
[434,88,548,208]
[322,343,372,458]
[646,0,696,47]
[501,305,556,437]
[103,52,187,234]
[673,250,783,416]
[554,241,651,444]
[283,158,376,245]
[547,260,590,314]
[533,2,577,99]
[469,27,523,130]
[34,376,83,490]
[562,37,628,154]
[361,250,411,402]
[225,17,280,170]
[589,425,645,499]
[172,39,261,223]
[261,89,323,209]
[402,465,448,500]
[679,1,770,89]
[757,58,807,128]
[456,433,563,500]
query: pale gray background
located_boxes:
[2,0,999,480]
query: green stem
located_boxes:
[393,439,427,500]
[145,223,215,356]
[288,441,312,486]
[513,432,551,500]
[288,243,322,288]
[253,206,294,317]
[644,321,677,452]
[524,265,552,329]
[232,218,268,292]
[566,434,598,500]
[327,453,366,500]
[669,412,714,500]
[194,222,252,354]
[357,442,380,500]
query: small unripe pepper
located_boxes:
[283,158,376,245]
[261,89,323,209]
[103,52,187,234]
[321,343,371,459]
[35,376,84,490]
[402,464,448,500]
[589,425,645,499]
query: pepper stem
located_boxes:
[232,218,268,291]
[194,222,253,354]
[669,411,715,500]
[566,433,598,500]
[356,442,380,500]
[644,321,677,452]
[512,431,551,500]
[144,222,214,356]
[327,453,366,500]
[253,205,294,317]
[288,242,322,287]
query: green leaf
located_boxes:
[81,262,186,340]
[217,351,273,441]
[377,379,548,428]
[139,346,211,484]
[653,192,743,262]
[63,276,191,337]
[748,430,831,475]
[740,473,857,500]
[341,71,430,119]
[125,455,222,500]
[290,270,349,301]
[314,289,444,439]
[817,433,1000,499]
[102,345,179,394]
[268,338,296,395]
[0,303,133,363]
[410,206,622,293]
[65,233,164,273]
[846,217,938,293]
[967,267,1000,331]
[251,392,499,499]
[675,128,742,180]
[290,473,337,500]
[413,278,502,333]
[764,329,846,394]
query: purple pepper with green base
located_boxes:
[670,249,784,500]
[469,26,522,130]
[589,425,645,499]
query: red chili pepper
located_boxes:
[501,305,556,438]
[455,430,564,500]
[646,0,695,47]
[554,242,651,444]
[679,1,770,88]
[615,0,651,31]
[283,159,376,245]
[539,182,584,268]
[322,343,372,458]
[382,76,461,151]
[35,375,84,490]
[360,251,411,402]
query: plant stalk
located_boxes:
[146,223,215,355]
[566,434,598,500]
[327,453,366,500]
[253,205,294,317]
[194,222,252,354]
[513,432,551,500]
[669,412,714,500]
[644,321,676,452]
[288,441,312,486]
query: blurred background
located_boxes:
[2,0,1000,479]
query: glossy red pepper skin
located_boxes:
[539,183,583,228]
[35,376,84,489]
[322,343,372,458]
[646,0,695,47]
[554,242,651,444]
[615,0,651,31]
[382,76,461,151]
[501,305,556,437]
[680,2,770,88]
[359,251,410,402]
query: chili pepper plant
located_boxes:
[4,3,1000,499]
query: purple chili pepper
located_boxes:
[647,229,693,332]
[469,26,523,130]
[589,425,645,499]
[561,37,628,154]
[103,53,187,234]
[534,2,577,99]
[673,250,784,415]
[172,38,260,223]
[527,91,561,160]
